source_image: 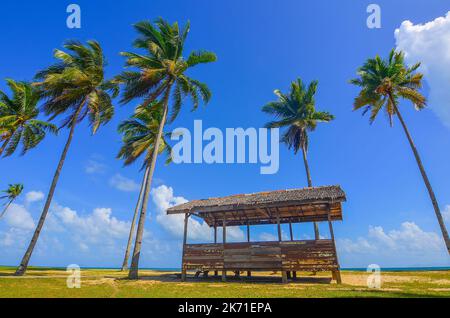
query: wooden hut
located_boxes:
[167,185,346,283]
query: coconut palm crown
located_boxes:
[35,40,119,132]
[349,49,425,125]
[117,18,217,122]
[263,78,334,155]
[117,103,172,168]
[0,80,57,157]
[0,184,24,219]
[1,183,23,201]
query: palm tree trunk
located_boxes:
[0,199,13,219]
[121,167,149,271]
[392,99,450,254]
[128,87,171,279]
[14,105,83,276]
[301,145,320,240]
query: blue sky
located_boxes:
[1,0,450,269]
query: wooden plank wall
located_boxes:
[183,240,338,272]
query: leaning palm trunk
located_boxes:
[391,97,450,254]
[121,168,149,271]
[301,145,320,240]
[15,105,83,276]
[0,199,13,219]
[128,87,171,279]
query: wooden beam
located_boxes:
[222,214,227,282]
[181,213,190,282]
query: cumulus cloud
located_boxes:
[3,203,35,230]
[337,221,449,267]
[85,159,107,174]
[395,11,450,127]
[151,185,244,242]
[25,191,44,203]
[51,204,130,248]
[109,174,140,192]
[443,205,450,223]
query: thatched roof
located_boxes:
[167,185,346,226]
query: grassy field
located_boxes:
[0,267,449,298]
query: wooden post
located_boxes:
[276,210,288,283]
[247,222,251,277]
[328,212,342,284]
[214,224,218,277]
[289,222,293,241]
[222,215,227,282]
[289,221,297,279]
[181,213,189,282]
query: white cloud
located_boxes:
[85,159,107,174]
[25,191,44,203]
[3,203,35,230]
[395,11,450,127]
[109,174,140,192]
[51,204,130,247]
[337,221,449,267]
[258,232,278,242]
[443,205,450,223]
[151,185,244,242]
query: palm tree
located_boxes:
[117,18,217,279]
[14,40,118,276]
[0,80,57,157]
[350,49,450,255]
[117,104,171,271]
[262,78,334,239]
[0,184,24,219]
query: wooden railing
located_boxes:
[183,240,338,272]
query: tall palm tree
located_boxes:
[117,18,216,279]
[0,184,24,219]
[14,40,118,276]
[117,104,171,271]
[262,78,334,239]
[350,49,450,255]
[0,80,57,157]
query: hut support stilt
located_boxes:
[181,213,189,282]
[222,215,227,282]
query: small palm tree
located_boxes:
[0,80,57,157]
[117,18,216,279]
[0,184,24,219]
[262,78,334,239]
[15,40,118,276]
[350,49,450,254]
[117,104,171,271]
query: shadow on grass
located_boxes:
[118,273,333,284]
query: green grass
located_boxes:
[0,267,449,298]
